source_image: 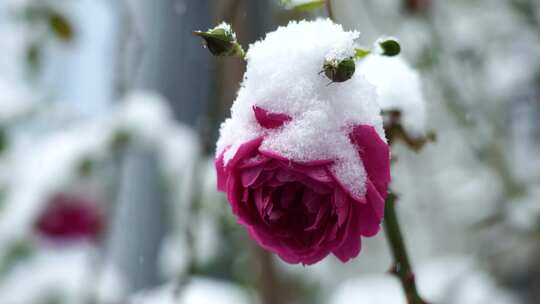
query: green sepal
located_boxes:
[354,48,371,59]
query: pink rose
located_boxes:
[35,193,104,242]
[216,107,390,265]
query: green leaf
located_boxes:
[48,12,74,42]
[281,0,326,11]
[292,0,326,11]
[354,48,371,59]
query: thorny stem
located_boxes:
[384,193,429,304]
[326,0,335,21]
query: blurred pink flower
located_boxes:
[35,193,104,242]
[216,107,390,265]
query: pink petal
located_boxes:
[226,137,264,170]
[357,200,381,237]
[241,189,249,203]
[250,170,275,188]
[241,165,264,187]
[303,167,333,183]
[280,183,297,208]
[327,168,364,202]
[258,149,289,161]
[246,225,298,261]
[275,170,298,183]
[226,176,255,226]
[237,155,270,169]
[293,247,334,266]
[350,124,391,198]
[215,148,228,192]
[366,179,385,219]
[254,188,264,214]
[320,220,340,243]
[333,237,362,263]
[333,189,351,227]
[305,201,329,231]
[302,189,321,213]
[288,163,334,183]
[253,106,292,129]
[333,204,362,262]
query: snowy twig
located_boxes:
[383,193,429,304]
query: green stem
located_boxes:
[326,0,335,21]
[383,193,429,304]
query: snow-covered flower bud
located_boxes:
[323,57,356,83]
[215,20,390,265]
[357,54,433,150]
[193,22,245,58]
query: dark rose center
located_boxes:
[242,159,338,248]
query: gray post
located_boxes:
[106,0,212,292]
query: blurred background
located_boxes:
[0,0,539,303]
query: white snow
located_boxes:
[111,92,175,144]
[0,245,125,304]
[0,91,199,250]
[130,278,253,304]
[95,260,128,303]
[0,78,36,122]
[212,22,235,39]
[130,284,178,304]
[178,278,253,304]
[417,257,519,304]
[505,187,540,231]
[217,19,385,199]
[358,54,427,137]
[158,236,191,280]
[0,121,112,249]
[329,256,518,304]
[329,274,405,304]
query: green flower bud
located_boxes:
[193,23,245,58]
[323,57,356,83]
[378,38,401,56]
